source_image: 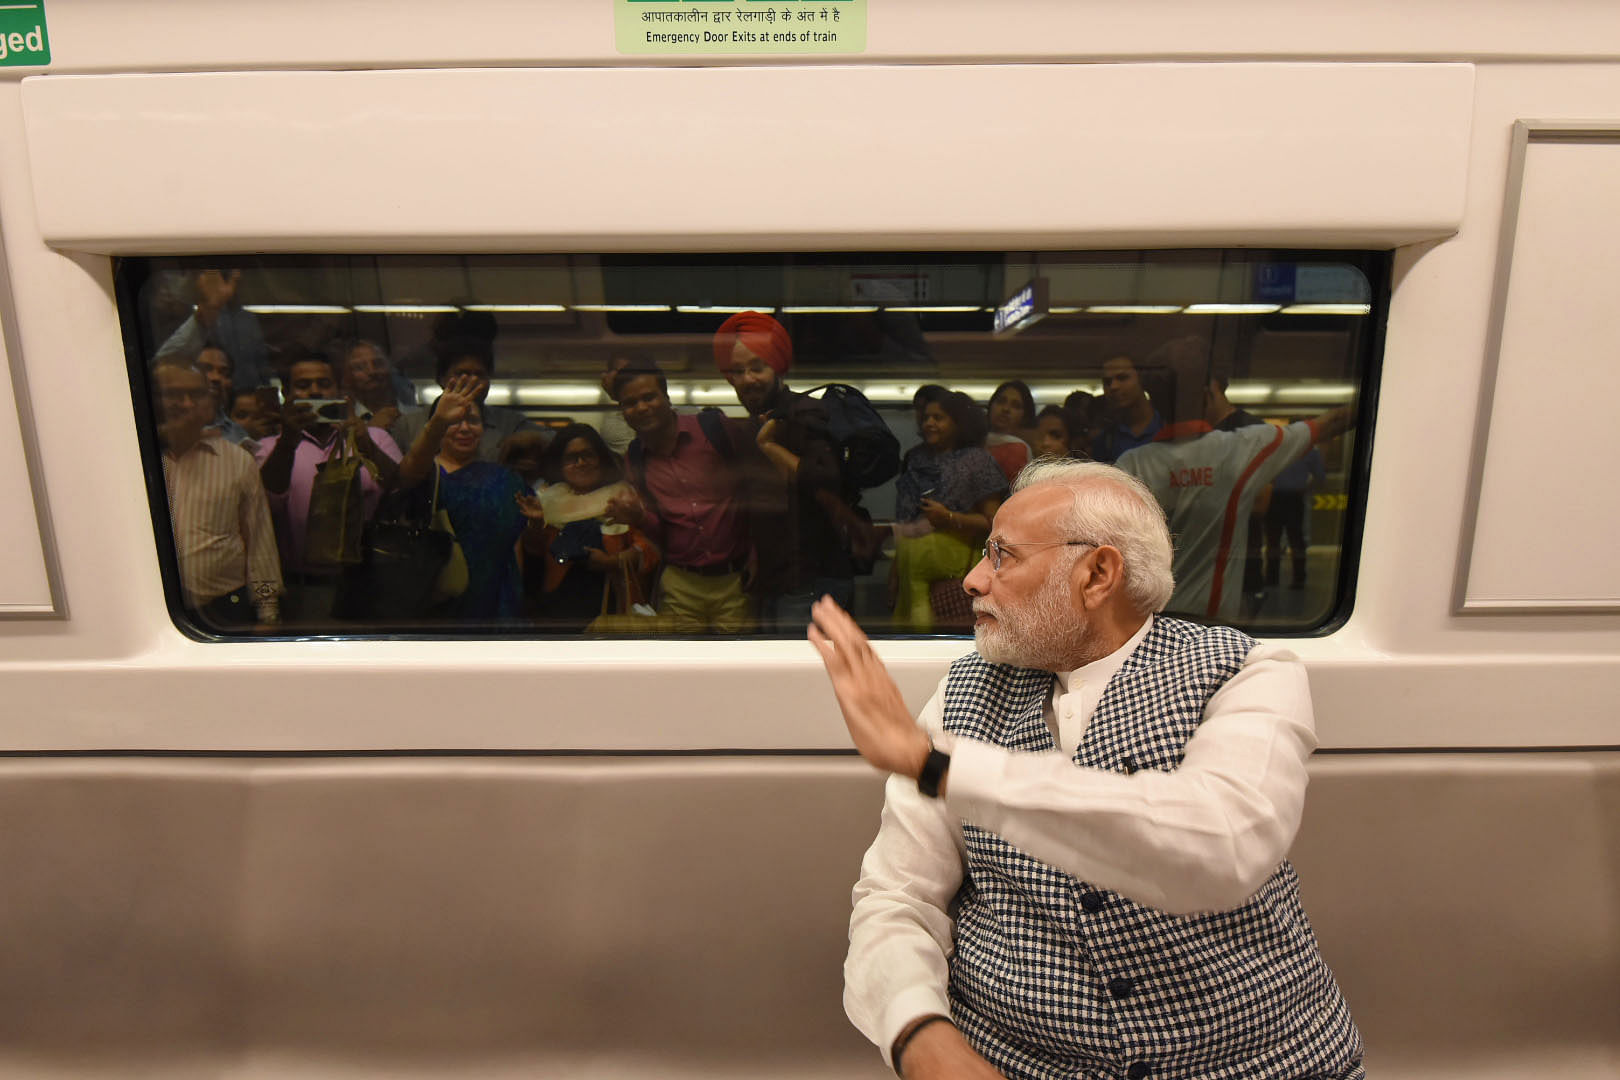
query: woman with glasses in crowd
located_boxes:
[516,423,659,632]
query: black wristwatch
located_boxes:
[917,738,951,799]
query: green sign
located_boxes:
[617,0,866,55]
[0,1,49,67]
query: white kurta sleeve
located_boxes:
[944,646,1317,915]
[844,684,965,1066]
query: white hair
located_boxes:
[1011,459,1175,613]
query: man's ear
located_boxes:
[1073,545,1127,610]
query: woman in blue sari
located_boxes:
[396,375,529,621]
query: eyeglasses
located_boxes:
[562,452,600,465]
[981,537,1099,572]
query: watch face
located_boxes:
[918,747,951,798]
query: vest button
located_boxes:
[1126,1062,1151,1079]
[1080,890,1105,913]
[1121,757,1138,774]
[1108,976,1136,1000]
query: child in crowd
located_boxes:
[228,387,281,443]
[1034,404,1093,461]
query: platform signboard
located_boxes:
[994,278,1050,335]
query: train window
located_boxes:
[116,251,1383,641]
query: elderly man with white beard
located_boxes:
[809,459,1362,1080]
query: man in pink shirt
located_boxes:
[255,352,401,624]
[607,362,754,633]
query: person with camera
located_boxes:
[254,352,401,623]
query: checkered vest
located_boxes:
[942,617,1364,1080]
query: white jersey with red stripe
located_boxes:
[1116,420,1316,622]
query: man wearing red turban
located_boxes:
[714,311,858,631]
[714,310,794,377]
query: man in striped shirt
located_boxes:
[154,360,283,630]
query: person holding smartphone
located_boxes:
[254,349,402,623]
[890,389,1006,632]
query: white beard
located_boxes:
[973,578,1091,671]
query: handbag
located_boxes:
[363,467,466,618]
[584,554,660,635]
[429,474,469,603]
[928,577,974,628]
[894,527,977,632]
[304,430,370,566]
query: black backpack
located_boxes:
[801,383,901,493]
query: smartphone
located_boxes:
[304,398,349,423]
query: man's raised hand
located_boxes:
[808,597,930,780]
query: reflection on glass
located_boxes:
[117,251,1382,639]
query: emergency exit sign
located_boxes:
[0,1,49,67]
[617,0,866,55]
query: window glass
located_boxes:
[116,251,1382,639]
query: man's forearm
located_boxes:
[259,436,298,495]
[846,765,961,1063]
[396,419,447,489]
[154,314,204,361]
[759,440,800,480]
[1311,405,1354,445]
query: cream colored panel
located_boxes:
[1465,128,1620,610]
[15,0,1620,72]
[0,304,56,615]
[0,755,1614,1074]
[20,63,1472,253]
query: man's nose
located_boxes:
[963,556,991,596]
